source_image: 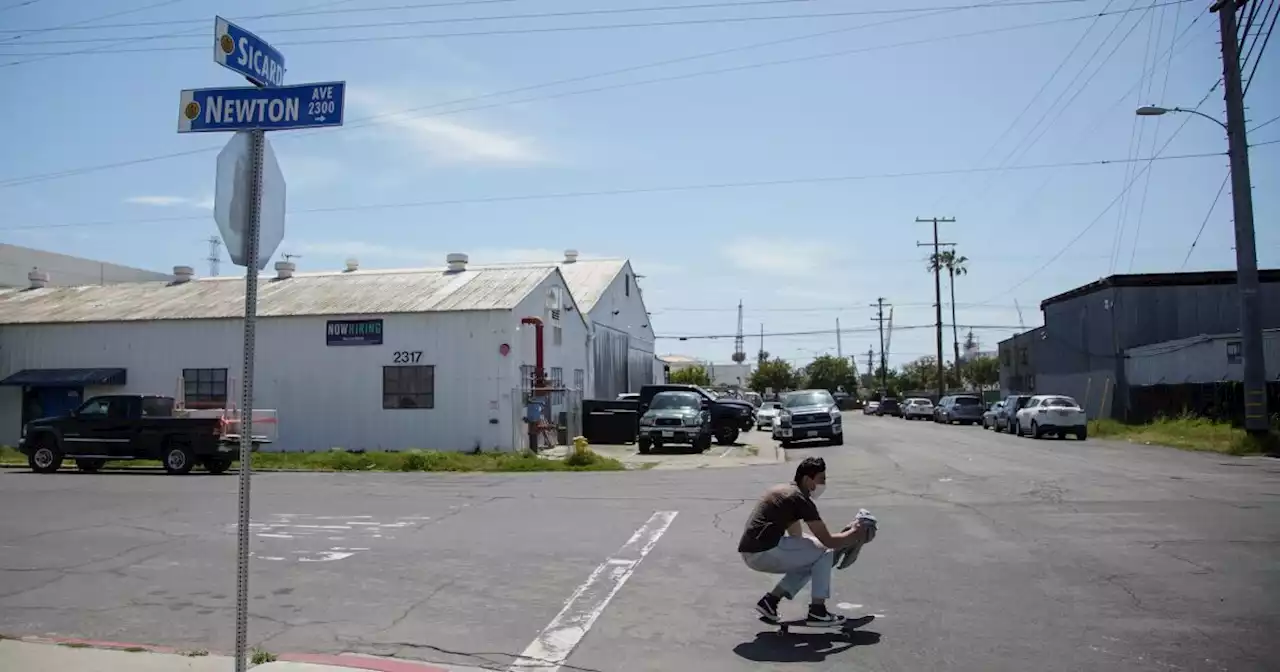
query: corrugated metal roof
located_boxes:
[556,259,625,313]
[0,265,557,325]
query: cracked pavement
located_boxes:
[1,412,1278,671]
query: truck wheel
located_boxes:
[75,458,105,473]
[205,458,233,474]
[29,438,63,474]
[829,434,844,446]
[637,437,652,455]
[162,442,196,475]
[715,426,739,446]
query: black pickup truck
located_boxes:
[636,384,755,446]
[19,394,236,475]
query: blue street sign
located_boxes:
[214,16,285,88]
[178,81,345,133]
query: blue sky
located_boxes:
[1,0,1276,371]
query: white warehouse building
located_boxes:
[0,254,598,452]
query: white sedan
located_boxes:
[756,401,783,429]
[902,398,934,420]
[1013,395,1087,440]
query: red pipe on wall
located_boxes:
[520,316,546,388]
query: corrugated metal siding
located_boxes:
[0,266,555,324]
[1125,330,1280,386]
[0,311,531,451]
[592,327,630,400]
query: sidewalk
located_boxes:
[0,638,491,672]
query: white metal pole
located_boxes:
[234,128,264,672]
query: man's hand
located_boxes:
[805,519,860,549]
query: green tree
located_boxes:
[805,355,857,394]
[927,249,969,371]
[669,365,711,386]
[749,358,798,393]
[962,355,1000,390]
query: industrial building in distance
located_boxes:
[0,249,659,452]
[998,270,1280,423]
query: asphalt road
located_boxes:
[2,413,1277,671]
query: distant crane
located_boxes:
[731,300,746,363]
[1013,299,1027,331]
[885,307,895,366]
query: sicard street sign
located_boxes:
[178,81,345,133]
[214,16,285,87]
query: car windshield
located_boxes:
[649,392,701,410]
[1042,396,1079,408]
[784,391,833,408]
[761,402,781,411]
[910,399,932,406]
[954,396,983,406]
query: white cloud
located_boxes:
[351,90,545,164]
[124,195,213,210]
[125,195,190,207]
[721,237,841,278]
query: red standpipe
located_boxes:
[520,316,546,388]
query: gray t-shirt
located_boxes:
[737,483,821,553]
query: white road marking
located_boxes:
[257,533,293,539]
[719,445,737,458]
[508,511,678,672]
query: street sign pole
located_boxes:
[181,19,341,666]
[233,128,264,672]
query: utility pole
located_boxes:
[206,235,222,277]
[917,217,956,400]
[836,318,843,359]
[871,298,890,395]
[757,323,766,364]
[1213,0,1269,435]
[866,348,875,391]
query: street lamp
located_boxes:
[1134,105,1228,130]
[1132,2,1268,437]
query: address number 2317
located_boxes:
[393,351,423,364]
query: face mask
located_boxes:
[811,484,825,499]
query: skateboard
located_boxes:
[758,615,846,635]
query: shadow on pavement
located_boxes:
[732,616,881,664]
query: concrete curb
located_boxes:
[5,636,455,671]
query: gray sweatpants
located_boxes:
[741,535,833,600]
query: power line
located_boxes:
[0,0,46,13]
[970,80,1222,307]
[1252,113,1280,133]
[1242,0,1276,95]
[0,1,1134,54]
[653,302,1021,312]
[1178,172,1230,270]
[657,324,1026,340]
[2,0,189,41]
[0,150,1228,233]
[0,0,1097,42]
[0,0,1178,189]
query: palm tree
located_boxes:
[926,250,969,378]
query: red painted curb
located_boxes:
[279,653,449,671]
[19,635,179,654]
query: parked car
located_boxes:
[874,398,902,417]
[863,401,881,415]
[756,401,783,430]
[773,389,843,447]
[637,391,713,453]
[902,398,934,420]
[982,400,1005,429]
[994,394,1034,432]
[636,384,754,447]
[934,394,985,425]
[19,394,237,475]
[1013,395,1087,440]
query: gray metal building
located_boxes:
[998,270,1280,419]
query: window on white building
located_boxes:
[383,365,435,409]
[550,367,564,404]
[182,368,228,408]
[574,369,584,390]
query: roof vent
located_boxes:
[446,252,469,272]
[274,260,297,280]
[27,268,49,289]
[172,265,194,283]
[563,249,579,263]
[344,258,359,272]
